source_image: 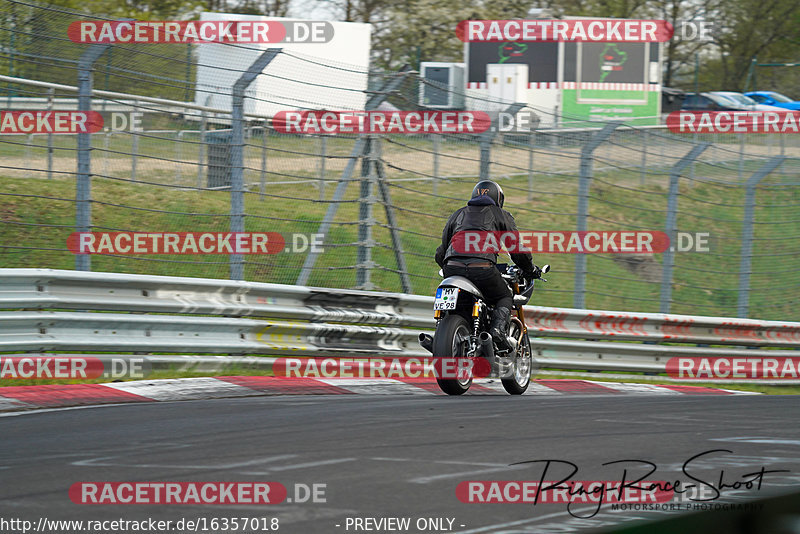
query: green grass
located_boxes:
[2,151,799,319]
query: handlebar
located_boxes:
[499,264,551,284]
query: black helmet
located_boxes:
[471,180,504,208]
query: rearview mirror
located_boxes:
[542,264,551,274]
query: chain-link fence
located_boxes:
[2,0,799,321]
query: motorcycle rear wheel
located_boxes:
[433,313,473,395]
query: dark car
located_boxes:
[661,87,686,113]
[681,92,743,111]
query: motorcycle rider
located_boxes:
[435,180,542,350]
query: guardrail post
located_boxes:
[230,48,281,281]
[737,156,784,318]
[573,122,619,309]
[76,43,111,272]
[659,143,709,313]
[356,136,378,290]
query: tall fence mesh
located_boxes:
[2,0,799,321]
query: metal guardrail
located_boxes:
[1,269,799,374]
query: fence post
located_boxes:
[712,133,718,164]
[432,134,440,194]
[640,129,648,186]
[573,122,619,309]
[527,131,535,200]
[131,99,139,181]
[47,87,54,180]
[319,135,327,200]
[197,94,211,190]
[737,156,784,317]
[479,103,525,180]
[103,132,110,178]
[738,133,745,179]
[75,43,110,272]
[259,125,268,200]
[374,151,413,293]
[479,137,491,180]
[296,65,414,287]
[175,130,184,183]
[659,143,709,313]
[356,136,377,290]
[230,48,281,281]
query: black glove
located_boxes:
[525,265,542,281]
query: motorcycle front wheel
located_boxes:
[501,322,532,395]
[433,313,473,395]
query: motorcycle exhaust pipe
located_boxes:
[479,332,499,377]
[418,333,434,354]
[478,331,495,361]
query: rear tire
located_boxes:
[502,322,532,395]
[433,313,473,395]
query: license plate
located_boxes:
[434,287,459,310]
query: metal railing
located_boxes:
[2,269,798,377]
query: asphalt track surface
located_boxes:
[2,393,800,534]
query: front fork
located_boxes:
[515,305,529,354]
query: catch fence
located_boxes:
[1,0,799,321]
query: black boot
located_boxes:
[489,307,512,350]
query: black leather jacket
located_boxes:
[435,195,535,273]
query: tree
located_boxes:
[709,0,800,90]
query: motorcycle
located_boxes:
[418,263,550,395]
